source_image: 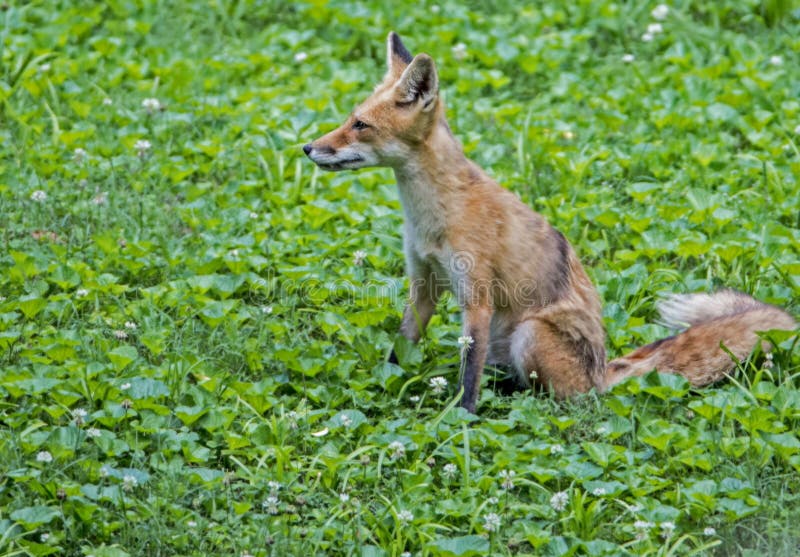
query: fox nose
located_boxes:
[302,144,312,156]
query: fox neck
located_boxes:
[392,117,473,245]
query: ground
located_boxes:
[1,1,799,556]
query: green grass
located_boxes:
[1,1,800,555]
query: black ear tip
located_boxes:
[389,31,413,64]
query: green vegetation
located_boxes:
[1,1,799,555]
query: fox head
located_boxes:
[303,32,440,171]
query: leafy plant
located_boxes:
[0,1,798,556]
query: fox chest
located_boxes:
[404,225,469,296]
[396,177,466,288]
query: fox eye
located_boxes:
[352,119,370,131]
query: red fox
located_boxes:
[303,32,797,413]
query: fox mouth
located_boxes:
[315,156,365,171]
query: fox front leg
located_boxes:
[389,272,441,363]
[459,304,492,413]
[400,275,440,342]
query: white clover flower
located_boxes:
[397,509,413,525]
[703,527,716,536]
[103,97,113,106]
[187,520,197,528]
[142,98,161,113]
[622,53,635,63]
[633,520,653,541]
[550,443,564,455]
[592,487,607,496]
[499,469,515,490]
[596,425,608,435]
[529,369,538,380]
[86,427,101,438]
[294,52,308,63]
[452,42,467,61]
[249,211,259,220]
[36,450,53,463]
[339,492,350,503]
[113,330,128,340]
[628,503,644,513]
[74,148,88,162]
[442,463,458,479]
[550,491,569,511]
[92,192,108,206]
[40,533,50,542]
[486,496,499,505]
[261,305,273,315]
[268,480,282,493]
[353,249,367,266]
[76,288,89,298]
[562,130,575,140]
[647,23,663,34]
[388,440,406,460]
[660,521,676,538]
[409,395,420,403]
[483,512,501,532]
[122,474,138,491]
[31,190,48,202]
[229,249,239,259]
[73,408,88,425]
[39,63,51,73]
[429,376,448,394]
[339,413,352,428]
[285,410,299,430]
[124,321,137,330]
[651,4,669,20]
[134,139,152,157]
[634,520,654,540]
[263,495,279,514]
[99,465,110,477]
[642,32,654,42]
[770,55,783,66]
[457,335,474,348]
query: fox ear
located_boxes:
[386,31,413,77]
[395,54,438,112]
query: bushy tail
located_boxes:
[656,290,766,329]
[603,290,796,390]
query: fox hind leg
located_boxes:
[510,318,597,397]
